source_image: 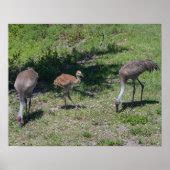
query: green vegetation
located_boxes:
[98,139,124,146]
[82,131,92,138]
[9,24,161,146]
[118,114,148,126]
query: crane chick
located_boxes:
[115,59,159,112]
[14,67,38,126]
[53,70,83,108]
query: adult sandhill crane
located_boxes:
[115,59,159,112]
[53,70,83,108]
[14,67,38,126]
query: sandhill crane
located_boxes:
[115,59,159,112]
[53,70,83,108]
[14,68,38,126]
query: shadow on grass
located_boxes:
[74,88,96,97]
[60,104,86,110]
[33,81,56,94]
[9,42,128,92]
[23,109,44,125]
[120,100,159,112]
[31,62,121,98]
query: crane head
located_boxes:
[115,99,120,113]
[17,116,24,127]
[76,70,84,78]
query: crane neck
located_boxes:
[76,75,81,83]
[117,80,125,102]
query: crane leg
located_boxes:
[28,97,31,113]
[63,96,67,108]
[62,89,67,109]
[63,93,67,109]
[18,96,25,127]
[131,80,136,107]
[24,97,27,113]
[137,78,144,104]
[68,91,75,105]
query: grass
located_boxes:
[9,24,161,146]
[118,114,149,126]
[82,131,92,138]
[98,139,124,146]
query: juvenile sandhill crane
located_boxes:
[14,68,38,126]
[115,59,159,112]
[53,70,83,108]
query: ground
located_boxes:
[9,24,161,146]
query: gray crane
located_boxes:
[14,67,38,126]
[115,59,159,112]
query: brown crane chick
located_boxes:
[53,70,83,108]
[14,67,38,127]
[115,59,159,112]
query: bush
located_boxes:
[9,24,121,86]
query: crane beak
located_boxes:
[115,100,120,113]
[114,98,120,113]
[81,73,84,77]
[115,103,119,113]
[53,80,57,87]
[17,116,24,127]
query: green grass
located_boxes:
[98,139,124,146]
[82,131,92,138]
[9,24,161,146]
[130,125,153,137]
[118,114,148,126]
